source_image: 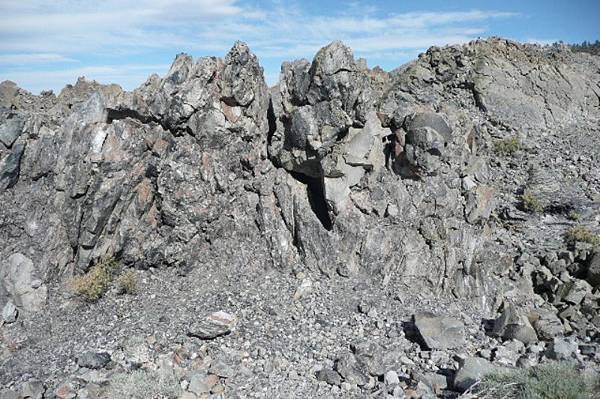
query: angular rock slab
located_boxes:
[413,312,465,350]
[453,357,496,392]
[491,303,538,345]
[188,311,237,340]
[76,351,111,370]
[1,301,17,323]
[334,353,369,386]
[0,253,47,312]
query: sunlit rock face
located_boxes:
[1,37,599,315]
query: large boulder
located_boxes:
[0,253,47,312]
[453,357,497,392]
[491,303,538,345]
[413,312,465,350]
[586,249,600,287]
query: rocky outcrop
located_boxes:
[0,41,270,284]
[0,37,599,398]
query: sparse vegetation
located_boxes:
[564,225,600,246]
[494,137,521,155]
[116,270,137,295]
[107,369,182,399]
[71,257,118,302]
[71,257,138,301]
[521,191,544,213]
[473,362,600,399]
[567,211,581,221]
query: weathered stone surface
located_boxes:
[413,313,465,350]
[0,253,47,312]
[491,303,538,345]
[1,301,17,323]
[585,249,600,287]
[0,111,25,148]
[546,337,579,361]
[530,308,564,340]
[0,389,18,399]
[188,311,237,340]
[315,369,342,386]
[19,379,45,399]
[453,357,496,392]
[1,38,600,397]
[76,352,111,370]
[334,353,369,386]
[561,279,592,305]
[188,373,219,395]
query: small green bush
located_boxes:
[521,191,544,213]
[564,225,600,246]
[71,257,118,302]
[494,137,521,155]
[116,270,137,295]
[475,362,600,399]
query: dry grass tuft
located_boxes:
[494,137,521,155]
[116,270,137,295]
[564,225,600,246]
[71,257,118,302]
[521,191,544,213]
[465,362,600,399]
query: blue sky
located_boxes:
[1,0,599,93]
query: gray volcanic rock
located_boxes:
[76,352,111,370]
[491,302,538,345]
[413,312,465,350]
[188,311,237,340]
[453,357,497,392]
[1,38,600,398]
[0,253,47,312]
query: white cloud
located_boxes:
[0,0,519,92]
[524,38,557,45]
[0,53,77,64]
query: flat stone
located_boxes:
[208,359,236,378]
[20,379,45,399]
[334,353,369,386]
[77,351,111,369]
[188,311,237,340]
[0,113,25,147]
[546,338,578,361]
[563,279,592,305]
[0,253,47,312]
[453,357,496,392]
[315,369,342,386]
[1,301,17,323]
[413,312,465,350]
[188,373,219,395]
[384,370,400,385]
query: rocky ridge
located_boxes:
[0,38,599,398]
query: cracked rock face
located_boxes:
[2,38,599,311]
[0,37,599,398]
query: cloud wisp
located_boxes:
[0,0,519,92]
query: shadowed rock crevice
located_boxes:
[289,170,333,231]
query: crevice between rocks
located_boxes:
[289,170,333,231]
[106,107,190,137]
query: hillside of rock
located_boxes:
[0,38,599,398]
